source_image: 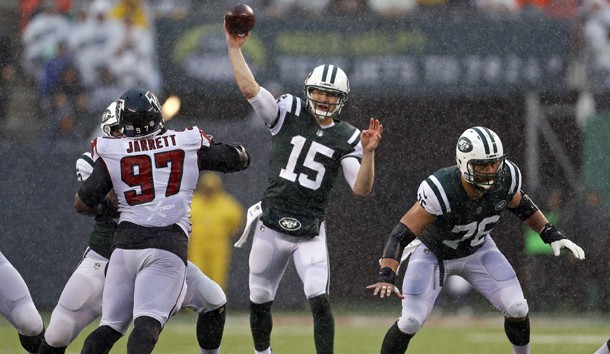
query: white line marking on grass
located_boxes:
[470,333,608,345]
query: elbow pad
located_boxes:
[508,191,539,221]
[382,222,416,261]
[199,142,250,173]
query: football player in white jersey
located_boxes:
[38,102,229,354]
[0,251,44,353]
[367,127,585,354]
[226,22,383,354]
[74,89,250,354]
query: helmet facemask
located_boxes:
[305,87,347,121]
[304,64,349,121]
[464,157,506,192]
[456,126,506,193]
[100,102,119,137]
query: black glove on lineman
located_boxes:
[376,267,396,285]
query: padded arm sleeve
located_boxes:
[382,222,417,261]
[77,158,113,209]
[507,191,539,221]
[198,142,250,173]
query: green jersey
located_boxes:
[260,94,362,237]
[416,161,522,260]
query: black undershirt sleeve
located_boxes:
[77,158,113,209]
[197,142,250,173]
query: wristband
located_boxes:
[539,223,565,244]
[376,267,396,285]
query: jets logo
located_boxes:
[279,217,302,231]
[101,108,113,124]
[457,137,473,153]
[495,200,507,210]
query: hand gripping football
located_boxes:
[225,4,256,37]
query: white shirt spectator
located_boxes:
[108,16,159,92]
[584,7,610,89]
[69,1,123,89]
[474,0,519,13]
[368,0,417,17]
[266,0,331,17]
[22,5,71,83]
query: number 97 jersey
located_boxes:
[93,127,210,235]
[416,160,522,260]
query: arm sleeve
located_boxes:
[198,142,250,173]
[77,158,113,209]
[341,157,361,191]
[248,86,280,127]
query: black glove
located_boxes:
[376,267,396,285]
[96,197,119,219]
[539,223,565,244]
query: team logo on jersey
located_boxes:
[317,130,324,137]
[495,200,507,210]
[279,217,302,231]
[457,137,473,153]
[475,207,482,214]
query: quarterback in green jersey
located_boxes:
[367,126,585,354]
[226,22,383,354]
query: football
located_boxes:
[225,3,256,37]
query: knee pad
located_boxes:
[45,308,78,348]
[250,286,274,304]
[505,299,529,318]
[12,303,43,336]
[397,316,422,335]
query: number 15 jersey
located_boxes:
[261,94,363,235]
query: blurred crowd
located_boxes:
[19,0,162,145]
[2,0,609,146]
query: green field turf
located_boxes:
[0,311,608,353]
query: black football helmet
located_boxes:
[117,89,164,138]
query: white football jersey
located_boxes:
[93,127,210,235]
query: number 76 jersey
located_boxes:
[92,127,210,235]
[416,161,522,260]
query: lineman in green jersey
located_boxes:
[367,127,585,354]
[38,103,229,354]
[225,22,383,354]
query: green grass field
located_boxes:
[0,310,608,353]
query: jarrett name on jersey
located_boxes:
[91,127,208,236]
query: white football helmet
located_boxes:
[100,101,119,137]
[456,126,506,191]
[304,64,349,120]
